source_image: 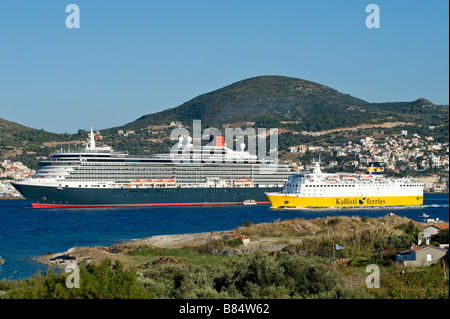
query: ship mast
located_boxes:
[89,126,96,150]
[312,154,323,174]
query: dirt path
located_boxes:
[300,122,411,136]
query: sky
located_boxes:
[0,0,448,133]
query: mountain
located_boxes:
[118,76,448,132]
[0,118,67,142]
[1,75,448,169]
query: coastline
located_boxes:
[36,231,229,269]
[36,230,288,270]
[35,213,447,271]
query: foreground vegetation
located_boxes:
[0,253,371,299]
[0,216,448,299]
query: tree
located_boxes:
[434,229,449,245]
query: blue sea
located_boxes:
[0,193,448,280]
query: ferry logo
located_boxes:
[335,197,386,206]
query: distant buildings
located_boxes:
[170,121,182,127]
[117,129,135,136]
[289,144,307,154]
[0,160,35,197]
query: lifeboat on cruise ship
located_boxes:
[342,175,355,180]
[131,180,142,183]
[327,175,338,179]
[143,180,153,183]
[360,175,373,179]
[166,180,176,183]
[243,180,252,183]
[155,180,165,184]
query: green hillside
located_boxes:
[118,76,448,132]
[0,118,87,169]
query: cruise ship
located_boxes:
[11,128,293,208]
[265,160,424,208]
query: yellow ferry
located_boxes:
[265,160,423,208]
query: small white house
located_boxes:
[423,224,449,245]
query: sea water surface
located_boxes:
[0,193,448,280]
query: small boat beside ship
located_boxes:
[265,160,424,209]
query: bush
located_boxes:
[5,259,150,299]
[374,234,414,253]
[327,218,341,226]
[433,229,449,244]
[139,251,368,299]
[241,221,254,227]
[193,236,243,253]
[395,221,419,238]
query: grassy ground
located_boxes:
[1,215,448,299]
[128,246,232,267]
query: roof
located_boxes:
[432,224,449,230]
[232,233,249,240]
[410,245,448,253]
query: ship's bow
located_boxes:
[265,192,284,208]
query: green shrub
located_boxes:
[139,251,366,299]
[327,218,341,226]
[5,259,150,299]
[374,234,414,253]
[241,221,254,227]
[194,236,243,254]
[433,229,449,244]
[395,221,419,238]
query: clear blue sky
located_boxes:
[0,0,448,133]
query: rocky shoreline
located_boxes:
[36,231,231,270]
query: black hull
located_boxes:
[11,182,281,208]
